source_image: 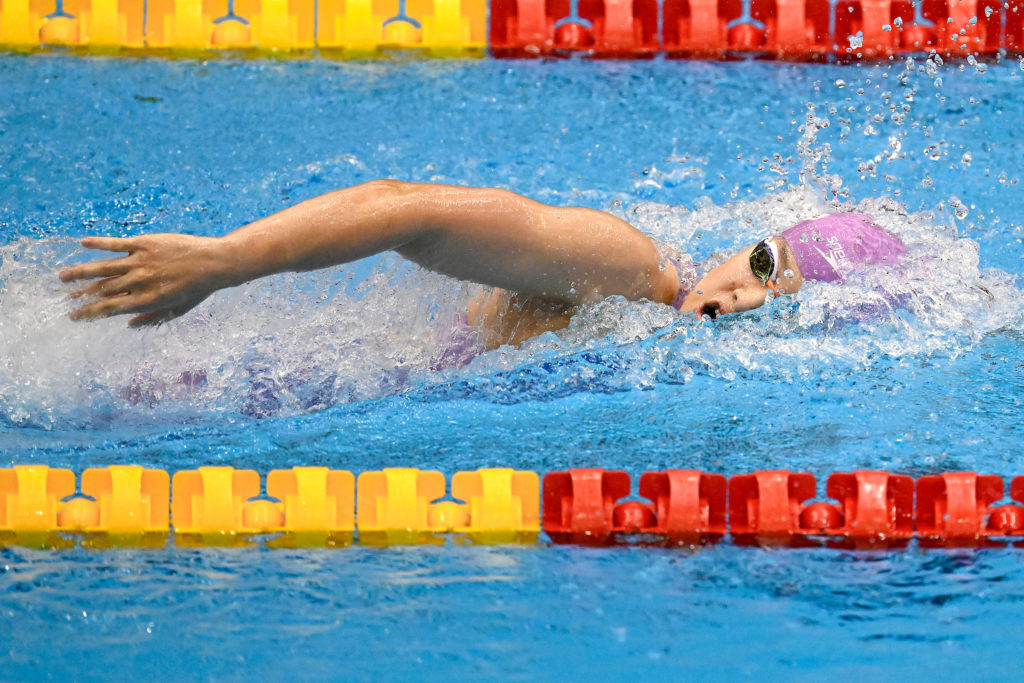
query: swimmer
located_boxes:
[59,181,906,353]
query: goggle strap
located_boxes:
[765,238,780,283]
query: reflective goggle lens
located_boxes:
[749,239,776,285]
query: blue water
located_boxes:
[1,53,1023,679]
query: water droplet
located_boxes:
[947,197,969,219]
[835,79,846,88]
[783,269,794,278]
[894,16,904,27]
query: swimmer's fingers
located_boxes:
[60,236,148,282]
[68,290,168,322]
[67,273,137,300]
[79,236,141,253]
[59,255,134,283]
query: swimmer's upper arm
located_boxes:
[394,185,678,307]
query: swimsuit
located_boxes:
[430,312,487,371]
[652,239,698,310]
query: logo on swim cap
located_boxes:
[781,214,907,283]
[812,235,847,274]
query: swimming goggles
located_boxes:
[749,238,780,292]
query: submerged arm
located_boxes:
[60,180,679,326]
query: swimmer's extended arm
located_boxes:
[60,180,679,325]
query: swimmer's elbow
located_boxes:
[334,179,416,205]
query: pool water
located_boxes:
[1,53,1023,679]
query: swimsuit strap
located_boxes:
[651,238,697,311]
[666,255,691,310]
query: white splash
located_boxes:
[0,240,476,427]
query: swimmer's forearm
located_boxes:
[214,180,426,286]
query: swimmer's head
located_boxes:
[680,213,906,319]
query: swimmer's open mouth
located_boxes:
[700,303,720,320]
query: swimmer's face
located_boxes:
[680,237,804,319]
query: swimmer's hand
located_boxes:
[59,234,230,326]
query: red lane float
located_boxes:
[917,472,1024,546]
[489,0,1024,58]
[726,470,914,547]
[803,470,915,546]
[542,468,726,544]
[542,469,1024,547]
[490,0,660,56]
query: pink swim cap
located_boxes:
[781,213,907,283]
